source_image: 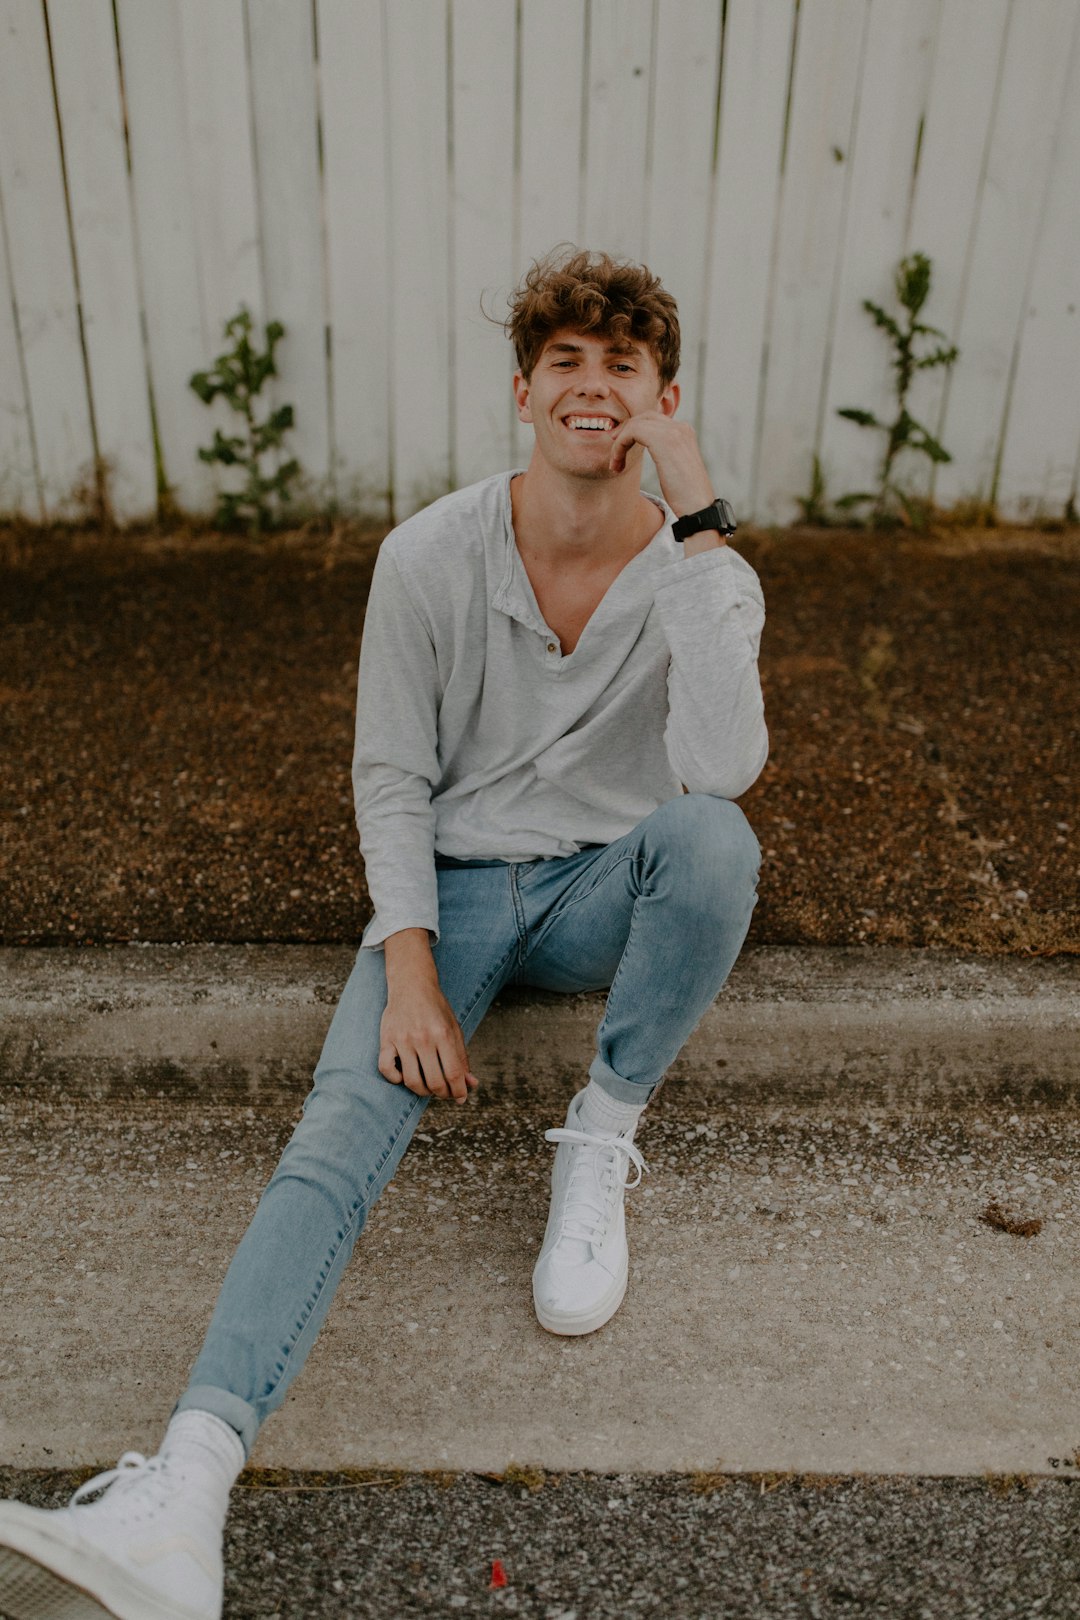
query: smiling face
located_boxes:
[513,328,679,481]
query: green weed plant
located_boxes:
[190,306,300,536]
[834,251,959,530]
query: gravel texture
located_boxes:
[1,520,1076,953]
[1,1467,1077,1618]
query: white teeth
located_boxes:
[567,416,614,430]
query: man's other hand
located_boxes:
[378,975,479,1104]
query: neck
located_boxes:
[511,454,660,570]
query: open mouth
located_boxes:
[563,415,617,433]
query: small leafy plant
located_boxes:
[190,306,300,536]
[835,252,959,530]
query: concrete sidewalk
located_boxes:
[1,945,1077,1481]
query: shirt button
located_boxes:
[546,642,557,653]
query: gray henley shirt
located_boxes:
[353,469,768,951]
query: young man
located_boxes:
[0,248,767,1620]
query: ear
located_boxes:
[512,371,533,424]
[659,379,680,418]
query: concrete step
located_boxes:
[2,944,1076,1108]
[0,945,1076,1480]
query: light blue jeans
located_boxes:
[175,793,760,1455]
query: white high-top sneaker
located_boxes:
[532,1087,648,1336]
[0,1413,242,1620]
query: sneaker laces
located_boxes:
[543,1128,648,1248]
[71,1451,169,1509]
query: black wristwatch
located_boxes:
[671,498,737,543]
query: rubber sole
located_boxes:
[0,1541,116,1620]
[0,1506,211,1620]
[532,1260,628,1336]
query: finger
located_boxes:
[418,1043,452,1101]
[609,425,636,473]
[437,1047,468,1105]
[465,1071,480,1091]
[378,1043,402,1084]
[398,1046,430,1097]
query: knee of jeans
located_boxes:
[655,793,761,892]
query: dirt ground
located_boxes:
[0,518,1075,956]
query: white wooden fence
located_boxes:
[1,0,1078,528]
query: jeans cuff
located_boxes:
[587,1053,657,1105]
[172,1386,258,1460]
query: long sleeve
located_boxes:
[653,545,769,799]
[352,544,443,950]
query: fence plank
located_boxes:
[385,0,451,517]
[515,0,590,463]
[172,0,264,514]
[817,0,941,519]
[996,9,1080,522]
[518,0,587,262]
[932,0,1077,511]
[176,0,263,333]
[698,0,794,515]
[247,0,330,509]
[755,0,869,526]
[115,0,216,518]
[582,0,655,262]
[0,0,96,520]
[900,0,1009,510]
[450,0,517,487]
[318,0,392,520]
[643,0,723,442]
[46,0,156,523]
[0,194,37,519]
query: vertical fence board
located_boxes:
[0,192,37,519]
[115,0,216,517]
[643,0,723,442]
[698,0,794,515]
[518,0,588,263]
[933,0,1077,510]
[451,0,517,486]
[176,0,262,331]
[755,0,869,526]
[185,2,267,505]
[817,0,941,516]
[582,0,655,261]
[996,10,1080,522]
[515,0,589,463]
[385,0,451,517]
[46,0,156,522]
[174,0,263,515]
[246,0,330,504]
[318,0,391,519]
[901,0,1009,508]
[0,0,96,519]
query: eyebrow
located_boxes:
[544,340,640,358]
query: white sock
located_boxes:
[576,1078,646,1140]
[161,1410,245,1507]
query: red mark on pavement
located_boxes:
[490,1559,508,1589]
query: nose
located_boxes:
[574,358,611,398]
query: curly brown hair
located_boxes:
[506,246,680,388]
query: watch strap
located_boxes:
[671,498,737,543]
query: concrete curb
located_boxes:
[2,944,1077,1477]
[1,944,1076,1109]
